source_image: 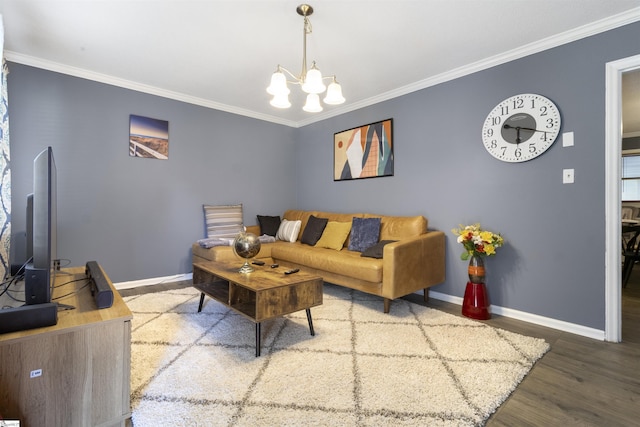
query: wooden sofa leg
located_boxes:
[424,288,429,303]
[384,298,391,313]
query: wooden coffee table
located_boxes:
[192,260,323,356]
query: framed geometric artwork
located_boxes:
[129,115,169,159]
[334,118,393,181]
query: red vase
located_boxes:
[462,281,490,320]
[462,254,490,319]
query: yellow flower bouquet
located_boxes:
[451,223,504,260]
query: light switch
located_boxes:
[563,168,574,184]
[563,132,574,147]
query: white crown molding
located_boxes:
[297,7,640,128]
[3,51,299,128]
[6,7,640,129]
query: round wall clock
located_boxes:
[482,93,561,162]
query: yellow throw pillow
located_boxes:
[314,221,352,250]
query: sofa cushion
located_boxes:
[300,215,328,246]
[315,221,352,250]
[276,219,302,242]
[348,217,381,252]
[373,214,427,240]
[257,215,281,237]
[361,240,397,259]
[203,204,244,239]
[272,242,383,283]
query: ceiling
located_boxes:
[1,1,640,129]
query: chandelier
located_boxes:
[266,4,345,112]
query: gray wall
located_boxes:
[8,64,297,282]
[295,22,640,330]
[7,21,640,330]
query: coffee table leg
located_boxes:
[306,309,315,336]
[198,293,205,312]
[255,322,261,357]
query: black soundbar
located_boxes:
[85,261,113,309]
[0,302,58,334]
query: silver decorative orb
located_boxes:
[233,232,261,273]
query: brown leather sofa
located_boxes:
[192,209,446,313]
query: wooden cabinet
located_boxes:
[0,267,132,427]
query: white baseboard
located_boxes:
[428,290,605,341]
[114,276,605,340]
[114,273,193,290]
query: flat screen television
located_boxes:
[24,146,57,305]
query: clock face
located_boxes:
[482,94,561,162]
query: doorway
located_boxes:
[605,54,640,342]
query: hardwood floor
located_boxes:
[423,273,640,426]
[120,270,640,426]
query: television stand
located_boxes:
[0,265,132,426]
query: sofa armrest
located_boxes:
[381,231,445,299]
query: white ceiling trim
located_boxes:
[5,7,640,129]
[3,50,299,128]
[295,7,640,128]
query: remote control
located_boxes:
[284,268,299,275]
[271,264,279,268]
[252,260,265,266]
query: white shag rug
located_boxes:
[125,284,549,426]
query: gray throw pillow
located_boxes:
[300,215,328,245]
[203,204,244,239]
[348,217,381,252]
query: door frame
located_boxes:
[605,53,640,342]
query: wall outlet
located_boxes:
[30,368,42,378]
[563,169,575,184]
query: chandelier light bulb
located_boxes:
[267,70,289,96]
[303,93,323,112]
[270,93,292,109]
[324,78,345,105]
[301,62,326,94]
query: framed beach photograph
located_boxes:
[129,115,169,159]
[334,118,393,181]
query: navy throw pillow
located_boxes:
[348,217,381,252]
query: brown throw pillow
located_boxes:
[257,215,281,237]
[300,215,328,246]
[361,240,396,259]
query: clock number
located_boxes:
[529,144,537,153]
[500,146,507,156]
[514,147,522,158]
[546,118,555,129]
[501,106,509,116]
[512,98,524,109]
[491,116,501,126]
[486,128,494,137]
[491,140,498,149]
[540,106,548,116]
